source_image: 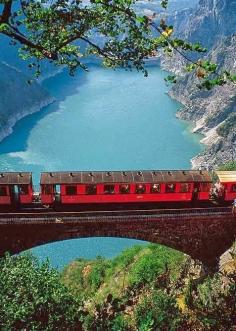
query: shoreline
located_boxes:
[167,93,208,170]
[0,96,55,144]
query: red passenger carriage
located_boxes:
[40,170,212,206]
[0,172,33,206]
[215,171,236,201]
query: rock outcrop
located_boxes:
[162,0,236,168]
[0,62,54,142]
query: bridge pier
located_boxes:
[0,208,235,268]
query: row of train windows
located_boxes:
[63,183,192,196]
[0,185,29,196]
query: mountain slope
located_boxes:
[0,62,54,141]
[163,0,236,167]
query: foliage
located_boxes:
[0,253,82,331]
[128,244,184,288]
[0,0,235,88]
[87,256,108,291]
[109,245,143,271]
[110,314,130,331]
[189,275,236,330]
[134,289,183,331]
[80,293,129,331]
[217,161,236,171]
[2,243,236,330]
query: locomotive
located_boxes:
[0,170,236,210]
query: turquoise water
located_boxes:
[0,63,202,268]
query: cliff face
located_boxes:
[182,0,236,47]
[165,0,236,168]
[0,62,54,141]
[0,33,56,142]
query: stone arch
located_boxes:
[0,211,235,267]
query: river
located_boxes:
[0,62,203,268]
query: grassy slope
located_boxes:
[62,242,236,331]
[62,244,185,303]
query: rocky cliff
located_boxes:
[0,62,54,142]
[176,0,236,48]
[162,0,236,168]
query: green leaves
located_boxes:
[165,75,177,84]
[0,23,10,32]
[0,254,82,331]
[0,0,235,90]
[160,0,168,9]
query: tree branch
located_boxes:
[3,28,58,60]
[0,0,13,23]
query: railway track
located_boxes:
[0,206,232,224]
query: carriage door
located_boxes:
[11,185,20,204]
[193,183,200,200]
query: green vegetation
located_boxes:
[0,0,235,87]
[1,243,235,330]
[0,253,82,331]
[62,243,236,330]
[217,161,236,171]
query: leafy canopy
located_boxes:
[0,0,235,88]
[0,253,82,331]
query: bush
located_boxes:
[192,276,236,330]
[128,246,184,288]
[134,290,183,331]
[129,254,163,287]
[110,314,130,331]
[0,253,82,331]
[87,257,108,291]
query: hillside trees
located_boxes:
[0,0,235,87]
[0,253,82,331]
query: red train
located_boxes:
[0,170,236,209]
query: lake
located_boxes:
[0,63,203,268]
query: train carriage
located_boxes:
[215,171,236,201]
[0,172,33,206]
[40,170,212,206]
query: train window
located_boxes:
[165,183,176,193]
[86,185,97,195]
[104,185,115,194]
[19,185,29,195]
[0,186,7,196]
[151,183,160,193]
[180,183,190,193]
[65,185,77,195]
[231,184,236,192]
[136,184,146,194]
[119,184,130,194]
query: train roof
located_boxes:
[0,172,32,185]
[215,171,236,183]
[40,170,212,185]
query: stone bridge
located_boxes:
[0,207,235,267]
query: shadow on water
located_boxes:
[0,67,88,155]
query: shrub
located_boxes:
[134,290,183,331]
[0,253,82,331]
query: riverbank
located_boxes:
[0,97,55,144]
